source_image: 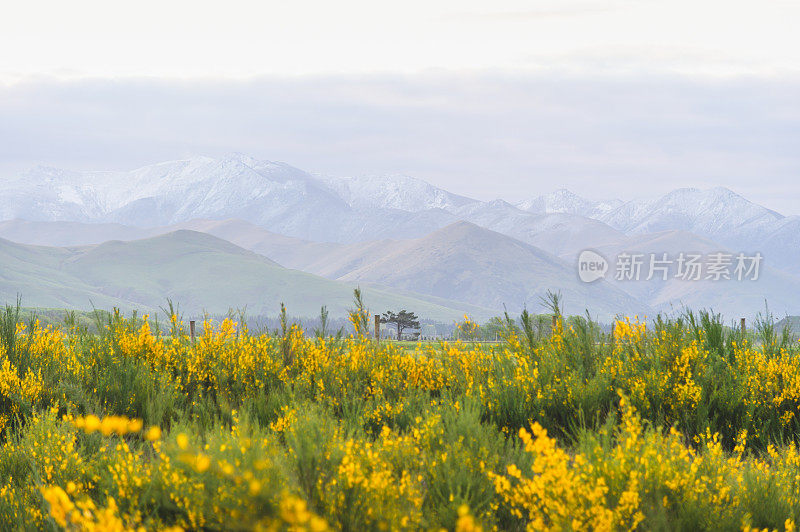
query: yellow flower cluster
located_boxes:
[70,414,143,436]
[41,485,133,531]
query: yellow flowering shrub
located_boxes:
[0,307,798,529]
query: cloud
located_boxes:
[0,72,798,213]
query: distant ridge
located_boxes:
[333,221,650,318]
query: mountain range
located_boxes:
[0,154,797,321]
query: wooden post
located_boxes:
[374,314,381,341]
[190,320,196,344]
[740,317,746,336]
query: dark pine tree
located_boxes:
[380,310,420,341]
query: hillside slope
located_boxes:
[0,231,494,320]
[334,222,649,319]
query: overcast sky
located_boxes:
[1,0,798,212]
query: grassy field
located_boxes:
[1,300,800,530]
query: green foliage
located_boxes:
[0,296,22,360]
[380,309,420,340]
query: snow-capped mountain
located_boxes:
[750,216,800,277]
[598,187,783,239]
[2,157,791,259]
[319,173,476,213]
[3,155,357,241]
[0,155,622,250]
[516,189,623,219]
[586,187,800,276]
[517,187,786,248]
[518,186,800,276]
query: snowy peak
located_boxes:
[659,187,782,220]
[219,152,261,168]
[516,189,623,218]
[1,155,353,231]
[486,199,516,209]
[320,173,477,213]
[600,186,784,238]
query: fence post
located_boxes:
[374,314,381,342]
[740,317,746,336]
[190,320,196,344]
